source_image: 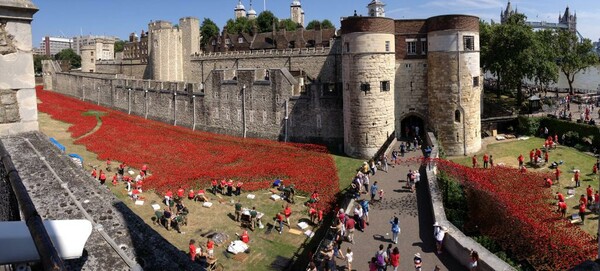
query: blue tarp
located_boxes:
[49,138,65,152]
[68,154,83,165]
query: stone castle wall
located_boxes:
[151,28,183,81]
[395,59,428,134]
[179,17,200,83]
[43,69,344,146]
[426,15,481,156]
[96,59,149,79]
[341,19,396,158]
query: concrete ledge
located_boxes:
[424,132,515,271]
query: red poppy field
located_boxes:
[37,89,339,211]
[437,160,597,270]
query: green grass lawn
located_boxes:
[450,137,600,235]
[332,154,363,190]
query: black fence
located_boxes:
[0,141,66,270]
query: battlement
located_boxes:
[192,47,338,60]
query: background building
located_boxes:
[72,35,118,56]
[38,36,72,56]
[123,31,149,63]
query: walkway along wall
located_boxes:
[424,132,514,271]
[42,65,344,146]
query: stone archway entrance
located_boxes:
[400,115,425,139]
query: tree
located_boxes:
[278,19,298,32]
[114,40,125,53]
[55,48,81,69]
[256,11,278,33]
[555,30,599,94]
[306,19,335,30]
[200,18,220,47]
[225,17,255,34]
[531,29,559,92]
[481,14,536,106]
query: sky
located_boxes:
[31,0,600,46]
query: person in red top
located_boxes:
[587,185,593,203]
[177,186,185,199]
[276,212,284,234]
[211,179,218,194]
[141,164,148,175]
[545,178,552,187]
[206,238,215,258]
[188,189,195,200]
[112,173,118,186]
[240,230,250,243]
[189,239,198,261]
[535,149,542,163]
[195,189,208,202]
[574,170,580,187]
[99,170,106,185]
[594,164,598,175]
[136,179,143,192]
[595,191,600,213]
[345,216,356,243]
[317,209,323,225]
[518,154,524,167]
[220,179,227,195]
[555,134,559,145]
[106,158,112,171]
[555,167,561,183]
[558,201,567,217]
[165,190,173,206]
[579,203,587,224]
[91,168,97,179]
[132,188,140,200]
[519,165,527,173]
[227,179,234,196]
[283,204,292,228]
[472,155,478,168]
[580,194,588,206]
[544,151,549,163]
[556,192,565,203]
[390,247,400,270]
[308,190,319,204]
[235,181,243,196]
[309,205,318,224]
[482,154,489,169]
[529,149,534,163]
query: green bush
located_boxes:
[438,171,468,228]
[563,131,580,146]
[539,117,600,146]
[517,116,541,136]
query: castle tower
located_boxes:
[235,0,247,19]
[247,0,257,20]
[148,20,183,81]
[426,15,482,156]
[367,0,385,17]
[291,0,304,26]
[341,16,396,158]
[80,45,96,73]
[559,6,577,33]
[500,1,515,24]
[179,17,201,82]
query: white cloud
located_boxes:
[422,0,503,10]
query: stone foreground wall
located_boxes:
[0,0,39,135]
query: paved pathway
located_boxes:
[342,141,466,271]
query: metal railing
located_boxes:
[0,141,66,271]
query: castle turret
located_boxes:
[148,20,183,81]
[179,17,201,82]
[247,0,257,20]
[235,0,247,19]
[559,6,577,33]
[291,0,304,27]
[367,0,385,17]
[80,45,95,73]
[341,16,396,158]
[426,15,482,156]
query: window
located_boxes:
[473,76,480,87]
[385,41,390,52]
[360,83,371,92]
[238,37,244,43]
[212,40,216,46]
[407,41,416,55]
[463,35,475,51]
[455,110,461,123]
[322,83,339,97]
[380,81,390,92]
[405,63,411,68]
[421,39,427,55]
[91,51,94,56]
[345,42,350,53]
[91,58,94,63]
[225,38,231,45]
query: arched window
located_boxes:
[455,110,461,123]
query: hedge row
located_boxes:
[517,116,600,147]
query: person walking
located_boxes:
[469,250,479,271]
[389,247,400,271]
[374,244,388,271]
[354,204,364,232]
[345,247,353,271]
[345,216,356,244]
[482,153,489,169]
[370,181,379,201]
[390,216,400,244]
[433,222,447,254]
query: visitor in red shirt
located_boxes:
[91,168,97,179]
[227,179,234,196]
[207,239,215,258]
[240,230,250,243]
[579,203,587,224]
[345,217,356,244]
[518,154,524,167]
[556,192,565,202]
[529,150,534,163]
[276,212,284,234]
[220,179,227,195]
[587,185,593,204]
[136,179,143,191]
[544,152,549,163]
[545,178,552,187]
[141,164,148,175]
[236,181,243,196]
[482,154,489,169]
[132,188,140,200]
[112,173,118,186]
[99,170,106,185]
[189,239,198,261]
[309,205,317,224]
[284,204,292,228]
[211,179,218,194]
[165,190,173,206]
[520,165,527,173]
[574,170,580,187]
[554,134,559,145]
[594,164,598,175]
[472,155,477,168]
[580,194,588,206]
[558,201,567,217]
[177,186,185,198]
[555,167,561,182]
[535,149,542,163]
